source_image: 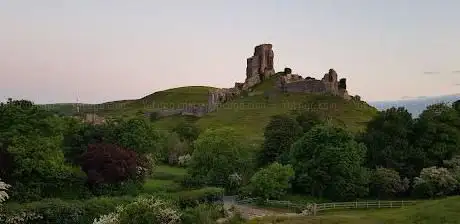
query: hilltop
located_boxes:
[43,44,378,141]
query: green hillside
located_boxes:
[42,76,378,142]
[250,196,460,223]
[44,86,216,117]
[151,76,377,142]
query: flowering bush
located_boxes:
[0,179,10,204]
[413,166,459,198]
[178,154,192,167]
[93,196,181,224]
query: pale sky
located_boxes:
[1,0,459,104]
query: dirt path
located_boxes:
[223,196,300,220]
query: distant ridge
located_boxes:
[369,93,460,117]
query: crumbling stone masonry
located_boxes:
[276,68,351,100]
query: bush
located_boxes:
[173,122,200,142]
[173,187,224,208]
[0,196,134,224]
[92,196,181,224]
[246,162,294,200]
[0,179,10,204]
[370,168,409,199]
[181,203,224,224]
[412,166,458,198]
[284,67,292,74]
[80,143,147,186]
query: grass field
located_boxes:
[248,196,460,224]
[142,164,188,194]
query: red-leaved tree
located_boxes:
[80,143,146,185]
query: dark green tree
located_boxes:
[173,121,200,142]
[411,103,460,173]
[259,115,303,166]
[290,124,370,200]
[294,111,324,133]
[186,128,253,191]
[112,118,164,154]
[362,107,415,177]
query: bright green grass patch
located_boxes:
[196,92,377,142]
[142,179,183,194]
[152,165,188,181]
[248,196,460,224]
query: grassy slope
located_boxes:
[194,76,377,142]
[43,76,378,141]
[249,196,460,224]
[42,86,216,117]
[150,76,377,142]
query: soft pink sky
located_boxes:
[1,0,459,104]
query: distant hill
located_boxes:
[369,94,460,117]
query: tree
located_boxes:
[187,128,253,190]
[173,122,200,142]
[294,111,324,133]
[246,162,294,200]
[290,124,370,200]
[62,121,114,165]
[411,103,460,173]
[0,99,85,201]
[259,115,303,166]
[80,143,148,186]
[412,166,458,198]
[370,168,409,199]
[112,118,164,154]
[453,100,460,113]
[362,107,415,177]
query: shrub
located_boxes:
[0,196,134,224]
[370,168,409,199]
[246,162,294,200]
[0,179,10,204]
[173,187,224,208]
[173,122,200,142]
[92,196,181,224]
[178,154,192,167]
[80,143,146,186]
[181,203,224,224]
[284,67,292,74]
[412,166,458,198]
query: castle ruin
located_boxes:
[277,68,351,100]
[207,43,352,112]
[145,43,353,118]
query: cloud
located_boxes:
[423,71,440,75]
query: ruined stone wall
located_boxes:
[277,68,351,100]
[283,80,327,93]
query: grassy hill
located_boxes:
[42,76,378,142]
[151,76,377,142]
[249,196,460,223]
